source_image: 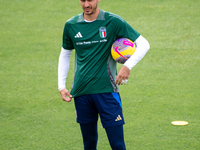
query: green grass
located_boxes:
[0,0,199,149]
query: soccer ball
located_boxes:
[111,38,136,64]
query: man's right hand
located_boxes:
[60,89,73,102]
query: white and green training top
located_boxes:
[62,9,140,98]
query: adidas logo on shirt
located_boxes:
[115,115,122,121]
[75,32,83,38]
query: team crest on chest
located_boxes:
[99,27,107,38]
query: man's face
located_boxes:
[79,0,100,16]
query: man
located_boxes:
[58,0,150,149]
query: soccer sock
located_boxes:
[105,125,126,150]
[80,122,98,150]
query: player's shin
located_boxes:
[80,122,98,150]
[105,125,126,150]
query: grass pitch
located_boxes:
[0,0,199,149]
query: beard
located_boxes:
[83,3,98,16]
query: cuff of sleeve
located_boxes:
[123,62,133,70]
[58,87,66,91]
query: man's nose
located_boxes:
[84,1,90,7]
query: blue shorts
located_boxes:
[74,92,125,128]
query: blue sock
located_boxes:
[105,125,126,150]
[80,122,98,150]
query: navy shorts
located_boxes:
[74,92,125,128]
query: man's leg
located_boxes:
[105,125,126,150]
[74,95,99,150]
[80,122,98,150]
[92,93,126,150]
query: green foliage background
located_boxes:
[0,0,199,149]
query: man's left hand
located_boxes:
[115,65,130,85]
